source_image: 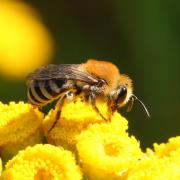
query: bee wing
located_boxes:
[27,64,99,84]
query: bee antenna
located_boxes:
[128,94,150,118]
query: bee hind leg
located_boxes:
[48,91,74,133]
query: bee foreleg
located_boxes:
[106,98,117,120]
[88,93,107,121]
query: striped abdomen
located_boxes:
[27,79,70,106]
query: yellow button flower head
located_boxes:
[44,95,128,152]
[0,101,44,161]
[152,136,180,157]
[76,119,143,180]
[126,156,180,180]
[126,136,180,179]
[2,144,82,180]
[0,1,54,80]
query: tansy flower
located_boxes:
[43,95,128,152]
[124,136,180,179]
[0,1,54,80]
[76,119,143,180]
[125,155,180,180]
[0,101,44,162]
[2,144,82,180]
[149,136,180,157]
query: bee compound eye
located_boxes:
[119,86,127,97]
[117,86,127,104]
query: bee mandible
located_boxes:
[26,59,150,132]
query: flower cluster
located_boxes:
[0,97,179,179]
[0,102,43,163]
[2,144,82,180]
[125,137,180,179]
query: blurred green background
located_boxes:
[0,0,179,149]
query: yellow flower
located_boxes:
[152,136,180,157]
[0,101,44,162]
[44,95,128,152]
[125,156,180,180]
[0,1,54,80]
[0,96,179,179]
[2,144,82,180]
[125,136,180,180]
[76,119,143,180]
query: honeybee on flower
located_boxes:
[27,59,150,131]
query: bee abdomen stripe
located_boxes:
[32,83,49,102]
[44,80,60,96]
[28,88,41,104]
[39,81,52,99]
[49,80,61,93]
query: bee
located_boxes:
[26,59,150,131]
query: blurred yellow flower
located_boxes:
[0,101,44,162]
[0,1,54,80]
[43,95,124,151]
[76,118,143,180]
[2,144,82,180]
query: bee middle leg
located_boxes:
[48,91,74,133]
[88,93,107,121]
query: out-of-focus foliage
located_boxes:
[0,0,179,148]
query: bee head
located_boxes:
[116,74,150,118]
[116,74,133,108]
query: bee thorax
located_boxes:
[81,84,102,94]
[90,86,101,93]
